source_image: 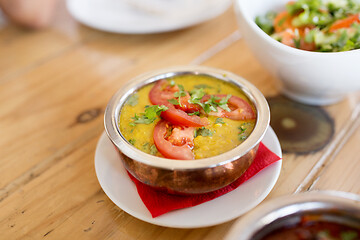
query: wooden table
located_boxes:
[1,3,359,239]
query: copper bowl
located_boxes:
[104,66,270,194]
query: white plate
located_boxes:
[66,0,232,34]
[94,127,282,228]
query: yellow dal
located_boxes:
[119,75,256,159]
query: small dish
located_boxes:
[225,191,360,240]
[104,65,270,194]
[94,127,282,228]
[66,0,232,34]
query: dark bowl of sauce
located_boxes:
[225,191,360,240]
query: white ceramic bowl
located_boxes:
[234,0,360,105]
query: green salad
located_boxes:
[255,0,360,52]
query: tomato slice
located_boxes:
[201,94,256,120]
[175,94,201,113]
[330,14,360,33]
[149,80,209,127]
[160,107,209,127]
[153,120,195,160]
[148,79,177,105]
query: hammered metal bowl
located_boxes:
[225,191,360,240]
[104,66,270,194]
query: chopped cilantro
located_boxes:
[341,231,358,240]
[238,123,248,141]
[149,144,158,155]
[168,99,180,105]
[255,11,276,35]
[218,94,232,112]
[204,95,232,113]
[239,124,247,133]
[189,90,232,114]
[173,84,187,107]
[293,37,301,48]
[189,88,206,104]
[215,118,225,124]
[132,113,153,124]
[128,139,135,145]
[142,142,158,155]
[195,127,214,137]
[131,105,168,125]
[127,94,139,106]
[194,84,213,89]
[188,111,200,116]
[239,135,247,140]
[202,95,219,113]
[144,105,167,119]
[142,142,149,149]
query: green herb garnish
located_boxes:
[189,90,232,114]
[195,127,214,137]
[131,105,168,125]
[149,144,158,155]
[168,99,180,105]
[293,38,301,48]
[173,84,187,107]
[142,142,158,155]
[189,88,206,105]
[142,142,149,149]
[202,95,219,113]
[188,111,200,116]
[217,94,232,112]
[255,11,276,35]
[194,84,213,89]
[127,94,139,106]
[238,123,248,141]
[203,95,232,113]
[128,139,135,145]
[215,118,225,124]
[341,231,358,240]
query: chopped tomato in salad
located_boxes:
[120,76,257,160]
[255,0,360,52]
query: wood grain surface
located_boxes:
[0,2,359,240]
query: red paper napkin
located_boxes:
[127,142,281,218]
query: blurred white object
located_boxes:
[66,0,232,34]
[235,0,360,106]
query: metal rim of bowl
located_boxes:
[104,65,270,170]
[225,190,360,240]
